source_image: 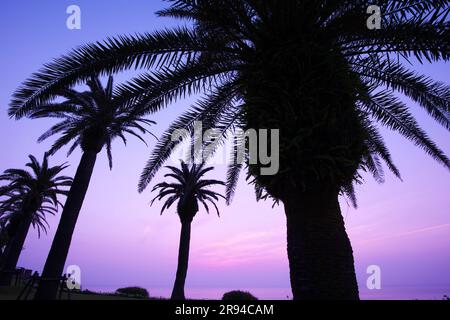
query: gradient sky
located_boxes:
[1,1,449,299]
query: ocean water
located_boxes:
[87,285,450,300]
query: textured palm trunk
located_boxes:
[0,220,20,267]
[171,220,191,300]
[34,151,97,300]
[0,214,32,286]
[283,189,359,300]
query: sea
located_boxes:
[86,285,450,300]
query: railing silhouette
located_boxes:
[17,272,72,300]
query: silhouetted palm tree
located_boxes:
[0,194,22,266]
[0,223,7,259]
[0,189,59,256]
[13,75,155,299]
[151,161,224,300]
[0,191,51,252]
[0,192,25,262]
[8,1,450,299]
[0,154,71,285]
[0,218,7,256]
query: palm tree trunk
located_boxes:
[0,221,20,268]
[171,221,191,300]
[283,188,359,300]
[34,151,97,300]
[0,215,32,286]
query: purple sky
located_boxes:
[1,1,449,299]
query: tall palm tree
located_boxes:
[12,75,156,299]
[151,161,224,300]
[0,222,7,259]
[0,191,25,264]
[8,1,450,299]
[0,154,72,285]
[0,190,59,255]
[0,219,7,256]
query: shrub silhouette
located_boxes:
[222,290,258,301]
[115,287,149,298]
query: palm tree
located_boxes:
[0,219,7,256]
[0,190,59,258]
[151,161,224,300]
[8,1,450,299]
[12,75,155,299]
[0,191,24,263]
[0,223,7,259]
[0,154,72,285]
